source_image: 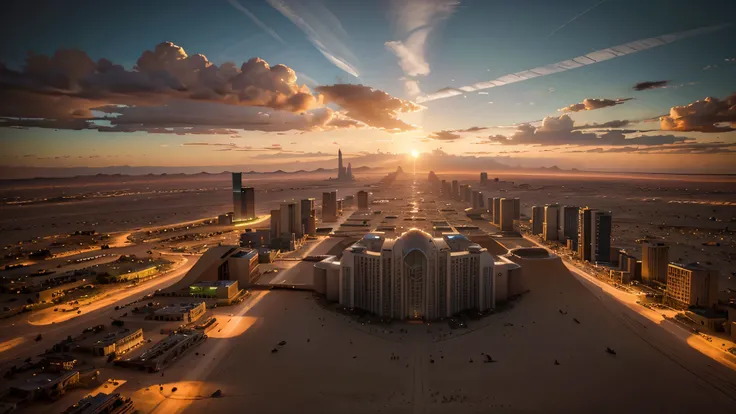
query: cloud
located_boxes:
[226,0,286,45]
[0,42,320,127]
[425,125,487,141]
[573,119,630,129]
[385,0,457,78]
[660,93,736,133]
[567,142,736,154]
[486,114,693,147]
[315,84,423,131]
[558,98,632,112]
[92,100,341,133]
[402,78,421,97]
[427,130,461,141]
[418,23,730,103]
[633,80,669,91]
[266,0,360,77]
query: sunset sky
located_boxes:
[1,0,735,174]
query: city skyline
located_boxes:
[1,0,735,174]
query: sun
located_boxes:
[411,150,419,158]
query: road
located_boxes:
[0,255,196,368]
[522,235,736,371]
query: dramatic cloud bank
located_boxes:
[0,42,420,133]
[558,98,632,112]
[485,114,692,147]
[660,94,736,133]
[315,84,423,131]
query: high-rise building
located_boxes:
[346,162,352,180]
[338,149,344,180]
[531,206,544,235]
[499,198,515,232]
[543,204,559,241]
[279,201,302,238]
[269,209,281,239]
[577,208,612,263]
[339,230,495,320]
[666,263,718,307]
[241,187,255,220]
[357,190,369,209]
[464,185,472,203]
[300,198,315,236]
[322,191,338,222]
[492,197,501,225]
[642,241,669,284]
[478,192,484,208]
[512,198,521,221]
[451,180,459,200]
[232,172,243,220]
[480,172,488,186]
[471,191,480,209]
[557,206,579,242]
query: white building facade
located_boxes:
[339,229,495,320]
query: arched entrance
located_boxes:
[404,249,427,320]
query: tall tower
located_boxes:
[338,149,344,180]
[232,172,243,220]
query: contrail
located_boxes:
[227,0,286,45]
[417,23,730,104]
[548,0,608,37]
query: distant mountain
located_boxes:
[0,165,379,181]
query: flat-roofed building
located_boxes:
[666,262,718,308]
[499,198,515,232]
[150,302,206,323]
[81,328,144,356]
[558,206,579,241]
[322,191,338,222]
[189,280,239,304]
[543,204,559,241]
[578,208,612,263]
[642,241,669,284]
[492,197,501,225]
[357,190,369,209]
[531,206,544,235]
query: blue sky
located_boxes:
[1,0,735,173]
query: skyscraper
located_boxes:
[346,162,352,180]
[322,191,338,222]
[338,149,344,180]
[279,201,302,238]
[642,241,669,284]
[300,198,315,236]
[558,206,579,242]
[531,206,544,235]
[492,197,501,225]
[357,190,369,209]
[543,204,559,241]
[451,180,459,200]
[578,208,612,263]
[512,198,521,221]
[480,172,488,186]
[499,198,515,232]
[232,172,243,220]
[241,187,255,220]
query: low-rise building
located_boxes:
[81,328,144,357]
[149,302,206,323]
[63,392,134,414]
[189,280,239,304]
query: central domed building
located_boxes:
[339,229,500,320]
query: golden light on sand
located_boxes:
[0,337,25,354]
[207,316,258,339]
[132,381,212,414]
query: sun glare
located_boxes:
[411,150,419,158]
